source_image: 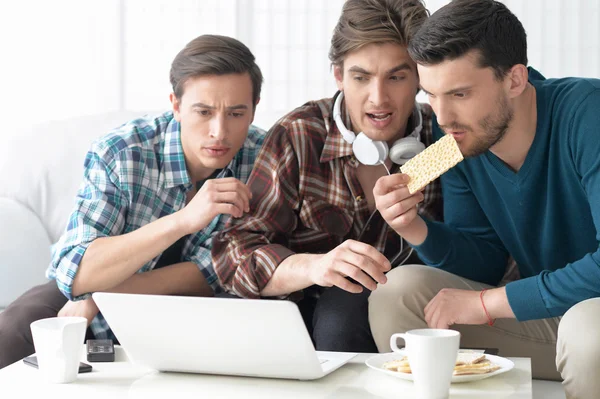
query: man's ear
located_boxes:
[251,97,260,123]
[169,93,182,122]
[333,65,344,91]
[415,67,421,95]
[506,64,528,99]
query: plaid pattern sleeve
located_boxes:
[212,123,299,298]
[50,150,128,301]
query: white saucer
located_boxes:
[365,350,514,384]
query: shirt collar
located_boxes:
[320,91,354,163]
[222,144,240,178]
[161,116,191,188]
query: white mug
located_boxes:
[390,329,460,399]
[30,316,87,383]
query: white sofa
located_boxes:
[0,111,152,309]
[0,112,564,398]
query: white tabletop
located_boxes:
[0,347,532,398]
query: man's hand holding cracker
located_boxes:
[373,173,425,237]
[374,134,464,244]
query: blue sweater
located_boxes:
[415,68,600,321]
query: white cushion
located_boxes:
[0,111,158,244]
[0,111,158,307]
[0,198,52,308]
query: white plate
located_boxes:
[365,351,514,384]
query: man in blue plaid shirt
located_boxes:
[0,34,265,368]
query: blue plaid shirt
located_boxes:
[46,111,265,340]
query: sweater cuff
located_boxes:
[412,219,453,266]
[505,277,552,321]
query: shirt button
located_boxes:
[356,195,363,202]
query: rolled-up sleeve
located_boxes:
[49,150,127,300]
[212,125,300,298]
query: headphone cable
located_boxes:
[355,161,413,267]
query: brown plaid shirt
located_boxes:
[212,94,443,298]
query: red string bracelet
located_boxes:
[480,289,495,326]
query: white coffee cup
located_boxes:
[30,316,87,383]
[390,329,460,399]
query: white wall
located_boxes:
[0,0,598,134]
[420,0,600,102]
[0,1,122,125]
[120,0,346,129]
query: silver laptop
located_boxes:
[92,292,356,380]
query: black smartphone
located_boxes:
[23,356,93,373]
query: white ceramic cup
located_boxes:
[30,316,87,383]
[390,329,460,399]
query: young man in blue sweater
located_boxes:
[369,0,600,397]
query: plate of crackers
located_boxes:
[365,350,514,383]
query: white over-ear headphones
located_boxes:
[333,91,425,166]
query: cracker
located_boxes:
[383,353,500,376]
[382,356,411,373]
[455,352,486,366]
[400,134,464,194]
[453,360,501,376]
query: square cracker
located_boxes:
[382,356,411,373]
[453,360,501,375]
[455,352,486,366]
[400,134,464,194]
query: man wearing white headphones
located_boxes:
[211,0,442,352]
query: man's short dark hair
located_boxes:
[170,34,263,107]
[408,0,527,80]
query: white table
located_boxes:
[0,347,532,398]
